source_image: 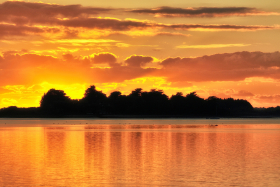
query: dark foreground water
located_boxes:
[0,118,280,187]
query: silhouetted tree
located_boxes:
[130,88,142,97]
[108,91,128,114]
[109,91,122,99]
[127,88,144,114]
[141,89,169,115]
[80,85,107,115]
[33,86,259,117]
[1,85,275,117]
[206,96,222,116]
[40,89,71,115]
[0,106,41,117]
[185,92,206,115]
[170,92,185,115]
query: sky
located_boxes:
[0,0,280,108]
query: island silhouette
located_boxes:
[0,85,279,118]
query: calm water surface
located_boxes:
[0,118,280,187]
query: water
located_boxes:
[0,118,280,187]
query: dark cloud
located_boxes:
[155,32,190,37]
[130,6,277,17]
[234,90,255,97]
[0,1,111,20]
[61,54,91,68]
[162,24,274,30]
[161,51,280,70]
[157,51,280,82]
[62,54,75,61]
[125,55,153,67]
[0,24,44,38]
[91,53,117,66]
[257,95,280,100]
[0,24,60,38]
[0,1,276,33]
[58,18,150,30]
[63,28,79,38]
[47,18,274,31]
[27,17,278,31]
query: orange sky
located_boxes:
[0,0,280,108]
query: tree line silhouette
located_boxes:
[2,85,273,118]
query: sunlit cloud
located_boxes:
[3,85,26,93]
[1,98,18,106]
[244,77,278,83]
[52,38,118,44]
[176,43,251,49]
[155,32,191,37]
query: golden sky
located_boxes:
[0,0,280,108]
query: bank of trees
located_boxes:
[38,85,254,117]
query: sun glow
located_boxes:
[0,82,89,108]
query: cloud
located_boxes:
[253,94,280,107]
[0,1,150,31]
[162,24,276,31]
[0,24,56,38]
[130,6,280,17]
[53,38,118,44]
[1,51,280,86]
[234,90,255,97]
[160,51,280,70]
[170,81,193,88]
[91,53,118,67]
[0,1,277,35]
[158,51,280,82]
[125,55,154,67]
[0,1,111,21]
[0,52,154,85]
[176,43,250,49]
[155,32,191,37]
[1,98,18,106]
[57,18,151,30]
[34,18,279,31]
[256,94,280,102]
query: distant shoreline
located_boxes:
[0,115,279,119]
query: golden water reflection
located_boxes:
[0,121,280,186]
